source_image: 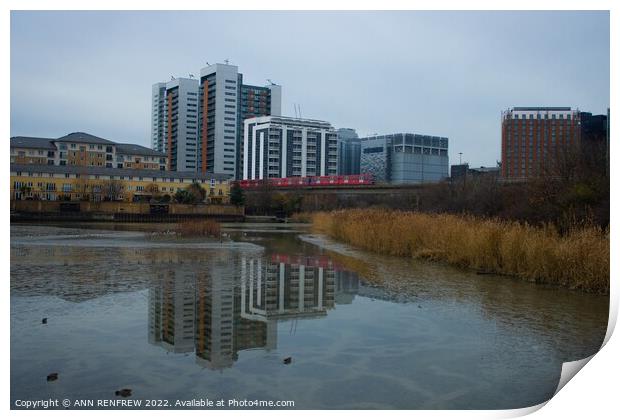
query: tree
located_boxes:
[145,182,160,194]
[102,179,125,201]
[174,189,194,204]
[73,177,94,201]
[18,184,32,200]
[187,182,206,203]
[229,182,245,206]
[173,183,206,204]
[256,179,275,214]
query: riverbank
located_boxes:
[10,200,245,223]
[310,209,609,294]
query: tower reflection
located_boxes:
[148,252,360,370]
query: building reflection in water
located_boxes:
[148,252,361,370]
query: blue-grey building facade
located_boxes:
[337,128,361,175]
[360,133,449,184]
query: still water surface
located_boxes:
[10,223,608,409]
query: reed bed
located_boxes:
[175,219,221,237]
[311,209,609,293]
[288,212,313,223]
[148,219,221,239]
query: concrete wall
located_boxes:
[11,200,243,217]
[391,153,449,184]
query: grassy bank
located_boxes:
[310,209,609,293]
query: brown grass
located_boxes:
[288,212,313,223]
[147,219,221,240]
[311,209,609,294]
[175,219,221,238]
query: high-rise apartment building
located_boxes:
[360,133,449,184]
[151,78,199,172]
[148,275,196,354]
[239,83,281,176]
[243,116,338,180]
[197,63,281,178]
[501,107,581,180]
[337,128,361,175]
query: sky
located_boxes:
[10,10,610,168]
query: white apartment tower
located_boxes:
[151,77,199,171]
[197,63,282,178]
[197,64,239,177]
[243,116,339,180]
[153,63,281,176]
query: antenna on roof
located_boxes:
[170,75,175,80]
[299,105,302,119]
[267,79,277,85]
[224,59,229,65]
[189,74,195,79]
[206,61,210,66]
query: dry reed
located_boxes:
[288,212,313,223]
[175,219,221,238]
[311,209,609,294]
[148,219,221,239]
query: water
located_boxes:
[10,223,609,409]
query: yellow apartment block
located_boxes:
[11,164,232,204]
[11,132,169,171]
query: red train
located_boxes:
[238,174,374,189]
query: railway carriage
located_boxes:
[238,174,374,189]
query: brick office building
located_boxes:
[501,107,581,180]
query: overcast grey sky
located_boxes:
[10,11,609,167]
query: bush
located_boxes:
[230,182,245,206]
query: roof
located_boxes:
[55,132,116,145]
[247,115,335,130]
[359,133,449,141]
[242,84,271,92]
[10,163,232,181]
[115,143,166,157]
[12,131,166,158]
[470,166,500,173]
[10,136,56,150]
[512,107,572,111]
